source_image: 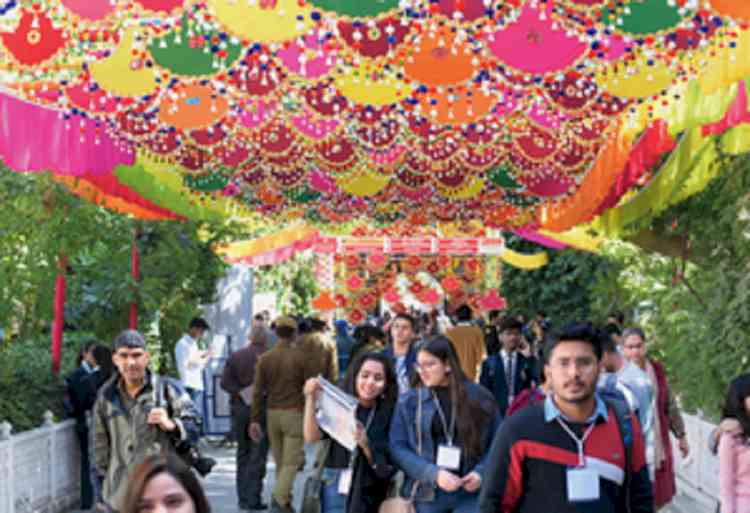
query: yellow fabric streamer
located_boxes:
[216,224,318,260]
[592,128,711,237]
[90,28,158,97]
[721,125,750,155]
[538,227,604,253]
[500,248,549,270]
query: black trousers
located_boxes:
[232,400,269,507]
[75,421,94,509]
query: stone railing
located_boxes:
[0,412,80,513]
[674,412,720,511]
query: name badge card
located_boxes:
[436,444,461,471]
[566,467,600,502]
[338,469,353,495]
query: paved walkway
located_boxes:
[198,443,712,513]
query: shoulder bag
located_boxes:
[301,439,332,513]
[378,392,423,513]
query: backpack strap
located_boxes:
[603,397,633,513]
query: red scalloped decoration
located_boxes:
[338,16,411,58]
[2,10,66,66]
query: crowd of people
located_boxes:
[61,305,750,513]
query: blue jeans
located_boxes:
[186,387,205,435]
[415,488,478,513]
[320,467,348,513]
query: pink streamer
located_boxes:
[0,92,134,175]
[513,228,568,250]
[702,82,750,136]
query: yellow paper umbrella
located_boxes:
[90,28,158,97]
[334,63,413,107]
[596,54,675,99]
[206,0,313,43]
[698,28,750,95]
[336,168,390,197]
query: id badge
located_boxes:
[338,469,353,495]
[566,467,600,502]
[436,444,461,470]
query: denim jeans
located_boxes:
[320,467,348,513]
[186,387,205,435]
[414,488,478,513]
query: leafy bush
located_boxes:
[0,333,93,432]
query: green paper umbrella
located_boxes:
[184,172,229,192]
[308,0,398,17]
[488,166,524,189]
[600,0,688,36]
[149,14,243,77]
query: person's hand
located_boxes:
[354,421,369,451]
[436,470,463,492]
[147,407,176,432]
[518,341,532,358]
[719,418,743,437]
[461,472,482,492]
[304,377,321,397]
[249,422,263,442]
[678,436,690,458]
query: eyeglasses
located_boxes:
[413,360,440,372]
[548,357,597,372]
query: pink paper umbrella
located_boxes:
[61,0,116,20]
[485,2,588,74]
[277,34,336,80]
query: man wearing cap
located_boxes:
[249,316,315,513]
[93,330,201,512]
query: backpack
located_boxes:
[601,396,634,513]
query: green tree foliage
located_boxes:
[254,253,318,315]
[593,154,750,418]
[0,169,247,429]
[500,235,616,326]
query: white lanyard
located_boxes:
[556,417,596,467]
[431,390,456,446]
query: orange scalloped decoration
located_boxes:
[416,89,495,125]
[709,0,750,20]
[403,30,478,86]
[158,83,229,130]
[311,291,337,311]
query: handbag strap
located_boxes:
[407,390,423,501]
[313,439,332,481]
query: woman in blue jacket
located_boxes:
[389,336,501,513]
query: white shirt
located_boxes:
[175,334,206,391]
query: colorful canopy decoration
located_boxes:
[0,0,749,236]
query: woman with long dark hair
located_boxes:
[303,352,398,513]
[719,374,750,513]
[120,453,211,513]
[390,336,501,513]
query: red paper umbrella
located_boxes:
[338,16,411,58]
[478,289,507,312]
[270,166,307,188]
[258,122,297,154]
[521,173,575,197]
[191,124,227,146]
[232,54,286,96]
[435,0,489,22]
[214,144,251,167]
[593,93,632,117]
[421,137,460,162]
[178,147,210,171]
[117,110,159,139]
[514,125,559,162]
[354,118,401,149]
[426,260,440,275]
[396,166,431,189]
[147,130,181,154]
[66,81,124,113]
[435,165,471,189]
[304,81,349,117]
[135,0,184,12]
[317,137,357,168]
[1,9,66,66]
[545,72,598,112]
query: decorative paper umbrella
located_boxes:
[0,0,746,235]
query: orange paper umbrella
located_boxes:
[158,83,229,130]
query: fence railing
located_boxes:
[674,412,721,511]
[0,412,80,513]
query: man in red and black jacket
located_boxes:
[479,322,654,513]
